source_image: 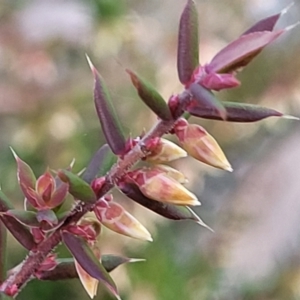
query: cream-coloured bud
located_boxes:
[146,138,187,163]
[140,172,200,206]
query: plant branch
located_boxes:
[0,90,191,297]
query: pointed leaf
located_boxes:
[58,170,97,203]
[11,148,37,199]
[0,190,14,212]
[189,83,226,119]
[101,255,145,273]
[62,231,119,299]
[177,0,199,84]
[86,55,126,155]
[187,100,286,122]
[5,210,40,227]
[126,69,172,121]
[207,29,284,74]
[82,144,117,184]
[242,4,292,35]
[0,215,35,250]
[38,255,144,280]
[120,182,200,221]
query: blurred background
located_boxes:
[1,0,300,299]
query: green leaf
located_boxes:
[177,0,199,84]
[86,55,126,155]
[126,69,173,121]
[82,144,117,183]
[58,170,97,203]
[5,210,39,228]
[62,231,119,299]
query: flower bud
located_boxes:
[94,199,152,242]
[174,119,232,171]
[149,164,188,184]
[129,169,200,206]
[145,138,187,163]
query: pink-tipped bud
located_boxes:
[129,169,200,206]
[145,138,187,163]
[94,200,152,242]
[174,119,233,172]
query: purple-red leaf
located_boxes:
[62,231,119,299]
[189,83,226,119]
[177,0,199,84]
[1,215,35,250]
[206,29,284,74]
[126,69,173,121]
[101,254,144,273]
[82,144,117,184]
[11,148,36,198]
[6,210,40,228]
[242,4,292,35]
[86,55,126,155]
[186,100,288,122]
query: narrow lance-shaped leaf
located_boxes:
[0,215,35,250]
[177,0,199,84]
[101,255,145,273]
[58,170,97,204]
[189,83,226,119]
[206,29,285,74]
[86,55,126,155]
[186,100,297,122]
[37,255,144,280]
[126,69,173,121]
[82,144,117,184]
[242,4,293,35]
[62,231,119,299]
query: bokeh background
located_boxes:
[1,0,300,299]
